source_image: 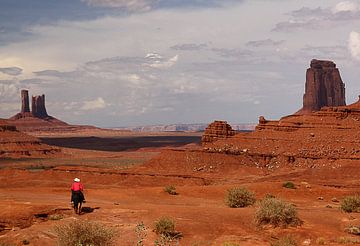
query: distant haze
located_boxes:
[1,0,360,127]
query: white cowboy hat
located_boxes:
[74,178,80,182]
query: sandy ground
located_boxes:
[0,133,360,246]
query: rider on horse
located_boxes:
[71,177,85,204]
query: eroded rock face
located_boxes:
[31,94,49,118]
[201,120,235,144]
[298,59,346,114]
[21,90,30,114]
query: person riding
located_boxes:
[71,177,85,204]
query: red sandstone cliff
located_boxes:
[297,59,346,114]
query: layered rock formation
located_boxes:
[201,121,235,144]
[9,90,69,132]
[200,60,360,169]
[0,119,60,157]
[31,94,48,118]
[297,59,346,114]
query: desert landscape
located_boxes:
[2,1,360,246]
[0,59,360,246]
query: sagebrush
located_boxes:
[271,235,297,246]
[55,220,115,246]
[341,195,360,213]
[225,187,256,208]
[255,197,301,227]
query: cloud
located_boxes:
[0,82,19,102]
[81,0,157,12]
[81,97,107,110]
[246,39,284,48]
[148,54,178,68]
[333,1,360,13]
[273,2,360,32]
[171,43,208,51]
[81,0,242,12]
[0,67,22,76]
[349,31,360,60]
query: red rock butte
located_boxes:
[297,59,346,114]
[199,59,360,169]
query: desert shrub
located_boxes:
[337,236,360,244]
[225,187,256,208]
[135,222,147,246]
[154,217,176,236]
[55,219,115,246]
[49,214,64,220]
[22,240,30,245]
[282,182,296,189]
[271,235,297,246]
[164,185,177,195]
[221,242,240,246]
[345,225,360,235]
[340,195,360,213]
[255,197,301,227]
[315,237,326,245]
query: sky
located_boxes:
[1,0,360,127]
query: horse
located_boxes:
[72,191,84,215]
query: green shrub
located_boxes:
[225,187,256,208]
[271,235,297,246]
[164,185,177,195]
[341,195,360,213]
[282,182,296,189]
[154,217,176,236]
[55,220,115,246]
[255,197,301,227]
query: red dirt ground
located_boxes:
[0,133,359,246]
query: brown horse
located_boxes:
[72,191,84,215]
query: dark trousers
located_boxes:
[71,190,85,202]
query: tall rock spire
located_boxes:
[298,59,346,114]
[31,94,49,118]
[20,90,30,113]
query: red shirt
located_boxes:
[71,182,84,191]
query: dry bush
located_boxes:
[154,217,176,237]
[164,185,177,195]
[225,187,256,208]
[271,235,297,246]
[282,182,296,189]
[255,197,301,227]
[55,219,115,246]
[341,195,360,213]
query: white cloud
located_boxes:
[349,31,360,60]
[81,97,107,110]
[332,1,360,13]
[148,54,178,68]
[81,0,156,11]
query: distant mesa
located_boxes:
[201,120,235,144]
[200,59,360,168]
[296,59,346,114]
[8,90,69,132]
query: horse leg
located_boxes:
[78,202,82,215]
[74,202,78,214]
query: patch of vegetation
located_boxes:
[271,235,297,246]
[225,187,256,208]
[337,236,360,244]
[255,197,301,227]
[340,195,360,213]
[221,242,240,246]
[345,225,360,235]
[135,222,147,246]
[164,185,178,195]
[49,214,64,220]
[22,240,30,245]
[264,193,276,199]
[154,217,182,244]
[282,182,296,189]
[315,237,326,245]
[55,220,115,246]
